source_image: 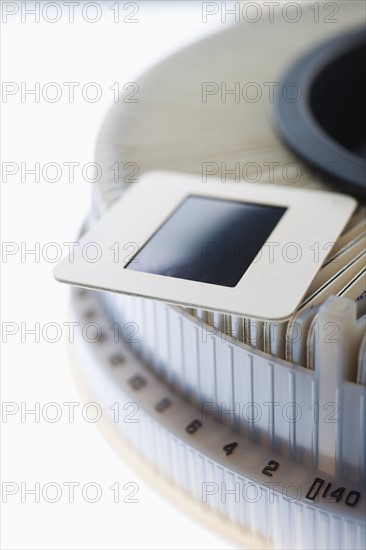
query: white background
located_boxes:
[1,2,233,548]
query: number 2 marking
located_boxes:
[262,460,279,476]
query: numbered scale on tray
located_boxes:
[69,284,365,550]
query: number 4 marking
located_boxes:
[223,442,238,456]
